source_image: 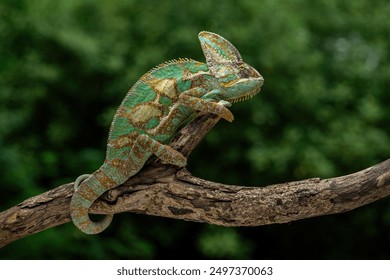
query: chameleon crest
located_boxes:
[70,31,264,234]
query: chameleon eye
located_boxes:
[240,64,261,78]
[239,66,251,78]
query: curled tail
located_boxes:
[70,134,187,234]
[70,166,122,234]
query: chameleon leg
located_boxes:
[179,94,234,122]
[129,134,187,168]
[109,134,187,179]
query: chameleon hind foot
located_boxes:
[135,134,187,167]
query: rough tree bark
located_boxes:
[0,113,389,248]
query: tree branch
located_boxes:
[1,113,389,248]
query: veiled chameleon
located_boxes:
[70,31,264,234]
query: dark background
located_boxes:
[0,0,389,259]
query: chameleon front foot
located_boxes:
[179,94,234,122]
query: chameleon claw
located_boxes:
[220,106,234,122]
[218,100,234,121]
[224,111,234,122]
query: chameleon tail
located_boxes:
[70,167,119,234]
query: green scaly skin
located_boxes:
[70,31,264,234]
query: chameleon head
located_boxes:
[198,31,264,103]
[212,62,264,103]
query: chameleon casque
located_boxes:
[70,31,264,234]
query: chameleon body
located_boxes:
[70,31,264,234]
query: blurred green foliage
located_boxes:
[1,0,389,259]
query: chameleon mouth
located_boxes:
[229,90,258,103]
